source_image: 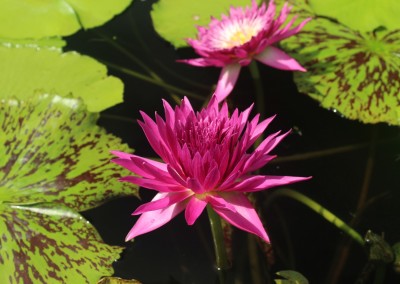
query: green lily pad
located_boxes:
[0,94,137,211]
[0,45,123,112]
[308,0,400,32]
[280,16,400,125]
[0,0,132,39]
[151,0,258,48]
[0,37,66,50]
[0,203,123,284]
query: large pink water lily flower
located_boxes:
[112,96,309,242]
[179,0,311,102]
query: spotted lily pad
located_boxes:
[0,45,123,112]
[0,0,132,39]
[0,94,137,283]
[279,7,400,125]
[151,0,257,48]
[308,0,400,32]
[0,203,123,284]
[0,94,137,211]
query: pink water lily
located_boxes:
[112,96,310,242]
[179,0,310,102]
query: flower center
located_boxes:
[228,29,256,47]
[177,115,232,156]
[209,16,265,50]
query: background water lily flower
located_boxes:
[112,96,310,243]
[179,0,311,102]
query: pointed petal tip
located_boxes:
[125,227,138,242]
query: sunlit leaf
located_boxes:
[0,0,132,39]
[0,203,123,284]
[0,37,66,50]
[280,16,400,125]
[0,94,138,211]
[275,270,309,284]
[0,45,123,112]
[151,0,258,48]
[308,0,400,32]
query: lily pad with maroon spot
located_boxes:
[0,94,137,283]
[279,13,400,125]
[0,203,123,284]
[0,94,138,211]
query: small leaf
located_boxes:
[275,270,309,284]
[308,0,400,32]
[0,94,138,211]
[0,203,123,284]
[280,15,400,125]
[364,230,394,263]
[151,0,257,48]
[0,44,123,112]
[0,0,132,39]
[392,242,400,274]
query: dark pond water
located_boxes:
[66,1,400,283]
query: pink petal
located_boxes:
[111,154,170,181]
[203,164,221,190]
[244,154,277,173]
[120,176,184,192]
[110,150,134,159]
[133,191,192,215]
[256,130,291,154]
[185,197,208,225]
[125,200,187,241]
[229,175,312,192]
[187,178,205,194]
[214,63,242,102]
[177,58,213,67]
[208,194,237,213]
[249,115,276,144]
[255,46,306,72]
[270,17,312,44]
[212,192,270,242]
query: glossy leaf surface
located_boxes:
[0,94,137,211]
[309,0,400,32]
[0,203,123,284]
[0,0,132,39]
[277,0,400,124]
[0,45,123,112]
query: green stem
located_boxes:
[327,126,378,284]
[249,62,266,148]
[248,61,266,121]
[248,234,263,284]
[271,142,369,164]
[94,32,182,104]
[102,60,204,101]
[207,205,229,283]
[96,31,160,80]
[128,12,210,91]
[269,188,365,246]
